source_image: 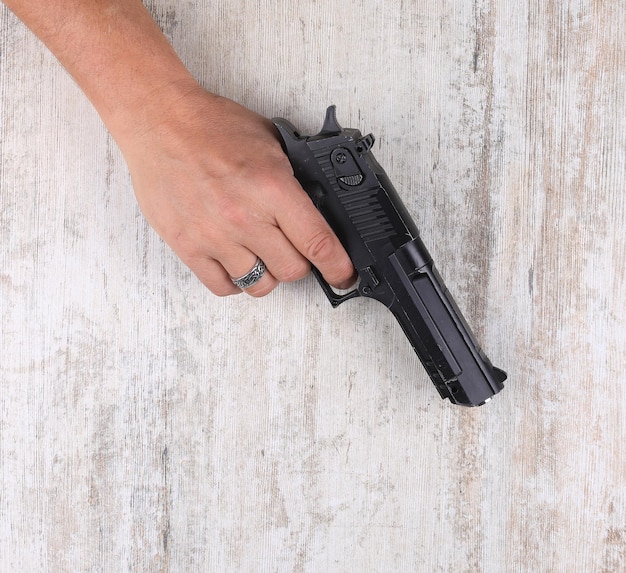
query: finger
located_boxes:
[238,224,312,284]
[275,180,356,288]
[221,248,279,298]
[187,256,242,297]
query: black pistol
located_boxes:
[273,106,506,406]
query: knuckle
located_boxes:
[168,228,199,258]
[215,195,251,228]
[275,259,310,283]
[214,191,254,233]
[302,230,337,263]
[168,225,217,265]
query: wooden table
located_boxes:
[1,2,624,571]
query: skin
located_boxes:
[3,0,356,296]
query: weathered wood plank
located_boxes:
[1,1,624,571]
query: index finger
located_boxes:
[276,178,356,289]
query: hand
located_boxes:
[3,0,354,297]
[119,86,356,296]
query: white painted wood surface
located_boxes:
[1,1,625,571]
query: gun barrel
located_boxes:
[389,238,506,406]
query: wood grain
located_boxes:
[1,1,624,571]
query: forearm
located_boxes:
[4,0,356,296]
[3,0,198,141]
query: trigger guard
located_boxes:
[311,267,361,308]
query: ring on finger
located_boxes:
[230,258,266,289]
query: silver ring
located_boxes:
[230,258,266,289]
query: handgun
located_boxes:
[272,106,506,406]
